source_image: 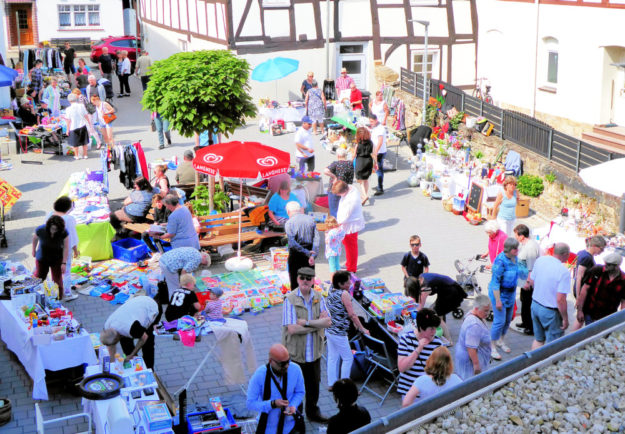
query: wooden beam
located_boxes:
[385,43,402,63]
[333,0,340,39]
[403,0,414,69]
[143,16,228,44]
[370,0,382,60]
[312,0,322,41]
[289,3,296,40]
[225,0,234,46]
[446,0,455,42]
[235,0,253,38]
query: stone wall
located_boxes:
[393,88,621,233]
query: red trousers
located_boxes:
[342,232,359,272]
[35,259,64,298]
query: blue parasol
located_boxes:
[251,57,299,82]
[0,65,19,87]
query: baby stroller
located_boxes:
[454,256,493,321]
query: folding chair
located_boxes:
[359,334,399,406]
[35,403,92,434]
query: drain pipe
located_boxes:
[352,309,625,434]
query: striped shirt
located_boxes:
[282,288,328,362]
[326,289,350,336]
[397,332,443,395]
[204,299,223,320]
[335,75,354,94]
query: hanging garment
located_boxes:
[133,141,149,180]
[211,319,257,385]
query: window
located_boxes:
[111,39,133,48]
[411,50,438,79]
[542,37,559,88]
[17,10,28,30]
[547,51,558,84]
[58,4,101,28]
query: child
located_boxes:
[400,235,430,283]
[203,287,224,321]
[164,274,202,322]
[37,100,50,123]
[325,216,346,277]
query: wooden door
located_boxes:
[10,4,34,46]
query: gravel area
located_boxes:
[411,330,625,434]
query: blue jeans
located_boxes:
[298,155,314,173]
[531,301,563,343]
[154,117,170,147]
[328,255,340,273]
[376,152,386,190]
[328,191,340,217]
[489,288,516,341]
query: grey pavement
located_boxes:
[0,79,551,433]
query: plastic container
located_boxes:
[111,238,149,263]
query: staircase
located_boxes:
[582,126,625,155]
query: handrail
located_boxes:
[352,309,625,434]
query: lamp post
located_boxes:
[410,20,430,125]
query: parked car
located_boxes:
[90,36,140,72]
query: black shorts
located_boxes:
[68,125,89,147]
[64,64,76,75]
[432,284,467,316]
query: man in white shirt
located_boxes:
[514,224,541,335]
[295,116,314,173]
[100,296,161,369]
[528,243,570,349]
[369,114,387,196]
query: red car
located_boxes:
[90,36,140,67]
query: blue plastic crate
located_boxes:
[111,238,149,263]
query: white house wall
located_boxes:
[338,1,372,38]
[477,0,625,125]
[36,0,124,42]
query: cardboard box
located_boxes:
[516,198,530,217]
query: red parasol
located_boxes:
[192,141,291,259]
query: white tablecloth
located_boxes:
[0,300,98,400]
[258,106,306,122]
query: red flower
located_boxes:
[439,83,445,90]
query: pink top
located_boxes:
[488,230,507,264]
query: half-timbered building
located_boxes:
[138,0,478,99]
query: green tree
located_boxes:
[141,50,257,139]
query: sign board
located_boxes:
[466,182,484,213]
[0,178,21,209]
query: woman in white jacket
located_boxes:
[331,180,365,273]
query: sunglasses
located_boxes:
[298,275,313,281]
[411,243,421,247]
[272,358,291,367]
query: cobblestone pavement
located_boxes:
[0,81,554,433]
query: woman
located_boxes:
[326,271,369,389]
[324,148,354,217]
[42,78,61,117]
[332,180,364,273]
[152,112,172,149]
[153,193,200,250]
[488,237,527,360]
[48,196,80,301]
[267,180,300,228]
[402,346,462,407]
[353,127,376,205]
[327,379,371,434]
[369,90,389,126]
[305,80,326,135]
[65,93,90,160]
[153,164,171,197]
[75,58,90,96]
[455,295,492,379]
[493,176,518,236]
[32,215,69,301]
[91,95,115,149]
[480,220,507,269]
[109,177,155,229]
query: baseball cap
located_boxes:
[183,150,194,159]
[301,115,313,124]
[604,252,623,266]
[297,267,315,277]
[209,287,224,297]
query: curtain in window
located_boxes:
[89,12,100,26]
[75,12,86,26]
[59,13,71,26]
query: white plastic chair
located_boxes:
[35,403,92,434]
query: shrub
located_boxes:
[517,174,544,197]
[545,173,556,184]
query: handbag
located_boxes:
[103,112,117,124]
[256,364,305,434]
[151,119,156,132]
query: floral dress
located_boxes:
[306,87,325,122]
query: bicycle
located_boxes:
[472,77,494,105]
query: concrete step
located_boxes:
[592,125,625,141]
[580,136,625,155]
[581,131,625,153]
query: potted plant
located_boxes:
[190,184,230,215]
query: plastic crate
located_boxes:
[111,238,149,263]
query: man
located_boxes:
[62,41,76,80]
[282,267,331,423]
[98,46,114,82]
[135,50,153,91]
[247,343,305,434]
[86,75,106,102]
[349,82,363,113]
[335,67,354,99]
[369,113,387,196]
[100,296,161,369]
[300,72,314,100]
[294,116,314,173]
[576,252,625,326]
[176,150,195,184]
[284,201,319,291]
[513,224,541,335]
[158,247,210,299]
[29,60,43,103]
[529,243,571,349]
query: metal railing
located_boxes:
[399,68,620,172]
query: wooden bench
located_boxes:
[50,38,92,51]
